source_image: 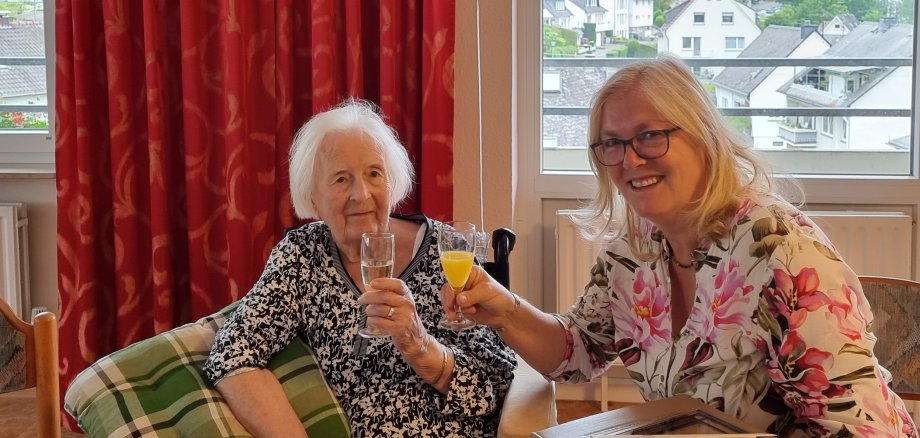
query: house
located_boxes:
[776,19,912,150]
[819,13,858,44]
[658,0,760,77]
[600,0,654,40]
[712,25,830,149]
[568,0,611,46]
[543,0,575,29]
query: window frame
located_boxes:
[725,36,744,50]
[0,0,55,168]
[722,12,734,24]
[510,2,920,309]
[821,116,835,137]
[693,12,705,24]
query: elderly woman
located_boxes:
[451,56,917,437]
[204,99,515,437]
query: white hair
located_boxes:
[289,99,415,219]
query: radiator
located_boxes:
[0,203,30,319]
[804,211,913,279]
[554,210,605,314]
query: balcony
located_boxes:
[778,125,817,147]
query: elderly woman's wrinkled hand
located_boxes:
[360,278,428,353]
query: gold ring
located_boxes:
[386,306,395,319]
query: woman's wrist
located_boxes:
[431,347,453,385]
[495,291,522,333]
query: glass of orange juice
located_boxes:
[437,221,478,331]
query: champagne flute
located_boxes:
[358,232,394,339]
[437,221,478,331]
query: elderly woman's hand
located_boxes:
[359,278,428,354]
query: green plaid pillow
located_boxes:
[64,303,350,437]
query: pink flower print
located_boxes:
[688,259,755,342]
[768,330,841,398]
[609,268,671,350]
[634,218,657,241]
[767,267,833,322]
[792,212,816,230]
[856,390,902,437]
[897,405,918,437]
[734,198,756,223]
[826,282,870,341]
[782,390,828,420]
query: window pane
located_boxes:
[540,1,915,176]
[0,1,49,133]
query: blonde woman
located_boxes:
[452,56,917,437]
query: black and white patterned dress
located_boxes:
[204,214,516,437]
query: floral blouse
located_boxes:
[548,197,918,437]
[204,215,516,437]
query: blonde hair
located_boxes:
[582,54,779,259]
[289,99,414,219]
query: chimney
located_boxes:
[878,16,896,33]
[801,24,818,38]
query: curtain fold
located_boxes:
[55,0,454,429]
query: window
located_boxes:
[694,12,705,23]
[587,0,599,6]
[508,0,920,316]
[617,0,626,9]
[0,0,53,165]
[543,72,561,92]
[841,118,849,143]
[821,117,835,136]
[682,37,692,49]
[554,0,565,11]
[725,37,745,50]
[722,12,734,23]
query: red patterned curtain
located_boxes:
[55,0,454,429]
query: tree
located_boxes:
[543,25,579,57]
[846,0,885,19]
[654,0,672,27]
[762,0,848,26]
[898,0,915,23]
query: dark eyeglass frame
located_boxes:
[589,127,682,166]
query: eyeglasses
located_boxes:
[590,127,681,166]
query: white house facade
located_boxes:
[658,0,761,77]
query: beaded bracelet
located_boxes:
[432,348,450,384]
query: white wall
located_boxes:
[0,173,57,314]
[848,66,913,150]
[454,0,518,280]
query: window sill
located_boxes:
[0,163,55,179]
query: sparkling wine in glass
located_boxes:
[437,221,477,331]
[358,232,394,339]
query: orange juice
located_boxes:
[440,250,475,288]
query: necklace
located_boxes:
[670,256,696,269]
[665,249,706,270]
